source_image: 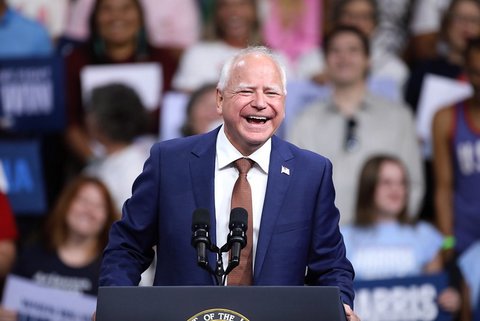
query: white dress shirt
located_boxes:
[214,125,271,273]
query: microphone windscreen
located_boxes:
[192,208,210,227]
[230,207,248,227]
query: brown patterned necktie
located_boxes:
[228,158,254,285]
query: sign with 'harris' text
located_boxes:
[354,273,453,321]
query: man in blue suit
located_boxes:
[99,46,359,320]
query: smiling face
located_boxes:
[190,88,223,135]
[215,0,256,45]
[216,53,285,155]
[325,31,370,87]
[66,183,108,239]
[446,0,480,53]
[339,0,377,38]
[96,0,142,47]
[374,161,407,220]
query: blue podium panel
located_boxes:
[96,286,347,321]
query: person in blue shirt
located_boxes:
[341,155,444,280]
[0,0,52,59]
[341,155,463,316]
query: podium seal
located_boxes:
[188,308,250,321]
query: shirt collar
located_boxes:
[216,125,271,174]
[327,91,373,114]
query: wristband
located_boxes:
[442,235,456,250]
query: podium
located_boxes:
[96,286,347,321]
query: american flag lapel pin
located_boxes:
[281,165,290,176]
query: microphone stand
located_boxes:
[207,244,223,286]
[220,244,240,284]
[204,243,241,286]
[193,207,247,286]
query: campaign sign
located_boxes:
[81,62,163,111]
[0,139,46,215]
[0,55,65,132]
[354,273,453,321]
[2,275,96,321]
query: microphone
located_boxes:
[191,208,211,268]
[226,207,248,266]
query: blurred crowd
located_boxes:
[0,0,479,320]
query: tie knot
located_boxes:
[234,158,254,175]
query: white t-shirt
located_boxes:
[84,140,152,213]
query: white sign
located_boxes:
[81,63,163,111]
[2,275,97,321]
[159,91,189,141]
[416,74,473,157]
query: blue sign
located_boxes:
[0,140,46,215]
[354,273,453,321]
[0,55,65,132]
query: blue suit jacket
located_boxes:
[100,128,355,306]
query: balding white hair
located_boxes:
[216,46,287,94]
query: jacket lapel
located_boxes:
[254,136,294,281]
[190,129,218,267]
